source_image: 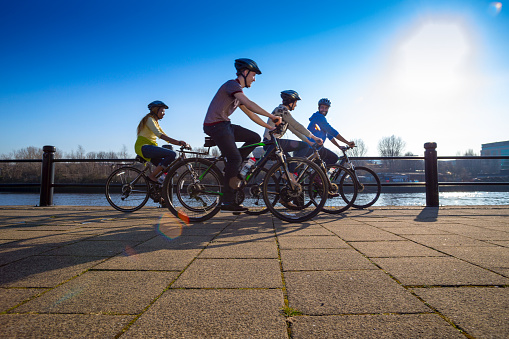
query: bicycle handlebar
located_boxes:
[339,145,356,152]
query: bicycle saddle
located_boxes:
[135,155,147,163]
[204,137,216,147]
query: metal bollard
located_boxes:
[424,142,439,207]
[40,145,56,206]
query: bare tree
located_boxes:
[349,139,367,157]
[118,144,130,159]
[378,135,406,172]
[378,135,406,157]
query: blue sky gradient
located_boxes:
[1,0,507,156]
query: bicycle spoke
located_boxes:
[105,167,150,212]
[263,157,328,223]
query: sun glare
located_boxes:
[392,20,473,95]
[488,2,503,16]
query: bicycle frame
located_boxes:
[337,146,366,190]
[199,131,307,195]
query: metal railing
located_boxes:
[1,144,508,207]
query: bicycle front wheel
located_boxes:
[262,157,328,223]
[105,166,150,212]
[339,166,381,209]
[162,158,223,222]
[321,164,358,214]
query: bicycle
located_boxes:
[334,145,382,209]
[304,144,358,214]
[161,129,329,223]
[105,144,197,212]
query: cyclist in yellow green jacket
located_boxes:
[135,100,186,183]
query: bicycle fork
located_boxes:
[339,159,364,192]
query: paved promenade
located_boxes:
[0,205,508,338]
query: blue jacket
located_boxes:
[306,112,339,142]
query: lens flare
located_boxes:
[157,211,190,240]
[122,245,138,261]
[53,287,83,307]
[488,2,502,16]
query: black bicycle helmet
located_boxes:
[318,98,331,107]
[234,58,262,75]
[148,100,168,110]
[281,90,301,103]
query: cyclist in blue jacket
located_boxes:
[295,98,355,164]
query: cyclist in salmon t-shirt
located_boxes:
[203,58,281,212]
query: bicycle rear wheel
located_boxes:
[162,158,223,222]
[244,167,271,215]
[105,166,150,212]
[339,166,381,209]
[320,164,358,214]
[262,157,328,223]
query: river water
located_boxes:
[1,192,508,207]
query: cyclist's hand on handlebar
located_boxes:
[346,141,355,148]
[315,137,323,146]
[272,116,282,126]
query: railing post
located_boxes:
[424,142,439,207]
[40,145,56,206]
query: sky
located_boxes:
[1,0,508,157]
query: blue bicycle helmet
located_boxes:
[318,98,331,107]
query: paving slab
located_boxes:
[199,241,278,258]
[403,234,497,248]
[437,246,509,269]
[0,288,46,312]
[214,224,276,242]
[372,256,509,286]
[0,244,55,266]
[94,248,202,270]
[42,239,143,257]
[430,224,509,240]
[0,314,134,338]
[277,235,350,249]
[378,226,451,235]
[123,289,288,338]
[85,227,157,242]
[275,225,335,236]
[324,225,405,241]
[132,235,213,250]
[13,271,178,314]
[350,240,447,258]
[172,258,282,288]
[284,270,429,315]
[290,314,464,338]
[413,287,509,339]
[0,255,106,287]
[280,248,375,271]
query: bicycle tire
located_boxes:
[320,164,358,214]
[162,158,223,222]
[339,166,381,209]
[105,166,150,212]
[262,157,328,223]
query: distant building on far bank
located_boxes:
[481,141,509,174]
